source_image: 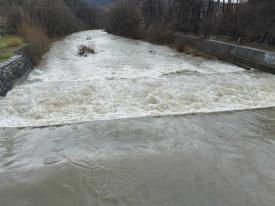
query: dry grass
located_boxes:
[0,51,14,62]
[0,36,24,62]
[0,35,24,49]
[142,24,174,44]
[6,37,23,47]
[78,44,95,56]
[173,40,215,59]
[140,25,215,60]
[19,21,51,65]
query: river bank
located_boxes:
[174,34,275,74]
[0,48,32,97]
[106,28,275,74]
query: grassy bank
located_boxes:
[0,36,25,62]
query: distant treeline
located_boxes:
[1,0,100,36]
[1,0,274,65]
[105,0,275,45]
[2,0,274,46]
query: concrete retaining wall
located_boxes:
[0,52,32,97]
[175,34,275,73]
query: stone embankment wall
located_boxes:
[0,52,32,97]
[175,34,275,74]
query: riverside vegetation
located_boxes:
[0,35,24,62]
[0,0,100,64]
[104,0,275,57]
[0,0,274,64]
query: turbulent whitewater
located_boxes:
[1,30,275,127]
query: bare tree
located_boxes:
[105,0,141,38]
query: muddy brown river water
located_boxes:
[0,31,275,205]
[1,109,275,206]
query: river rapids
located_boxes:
[1,30,275,127]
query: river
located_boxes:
[0,30,275,205]
[1,30,275,127]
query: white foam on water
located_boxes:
[1,30,275,127]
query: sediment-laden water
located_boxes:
[1,31,275,206]
[1,30,275,127]
[1,109,275,206]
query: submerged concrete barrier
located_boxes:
[175,34,275,74]
[0,51,32,97]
